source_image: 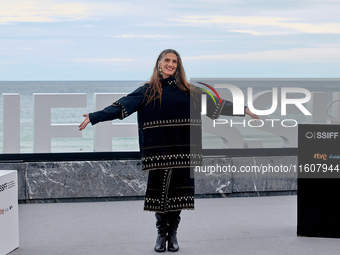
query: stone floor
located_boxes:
[9,195,340,255]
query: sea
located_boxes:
[0,79,339,153]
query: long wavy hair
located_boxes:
[145,49,198,105]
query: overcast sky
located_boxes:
[1,0,339,80]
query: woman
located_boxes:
[79,49,258,252]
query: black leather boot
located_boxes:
[154,212,168,252]
[167,211,181,252]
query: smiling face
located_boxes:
[158,53,178,79]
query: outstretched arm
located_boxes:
[79,84,147,131]
[78,104,123,131]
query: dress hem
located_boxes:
[143,207,194,213]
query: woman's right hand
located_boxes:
[79,113,90,131]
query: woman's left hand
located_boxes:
[245,107,260,120]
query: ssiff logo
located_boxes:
[0,182,7,193]
[306,132,339,139]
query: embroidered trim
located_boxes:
[163,169,172,210]
[163,78,177,86]
[145,198,161,203]
[143,119,201,130]
[142,162,202,171]
[168,196,194,202]
[142,153,202,163]
[144,204,195,211]
[143,207,194,213]
[144,203,194,212]
[113,101,129,119]
[166,195,194,210]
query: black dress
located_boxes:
[89,76,236,213]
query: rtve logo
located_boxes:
[314,153,328,160]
